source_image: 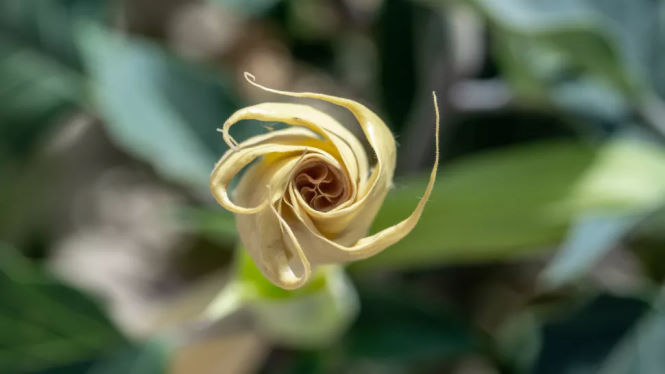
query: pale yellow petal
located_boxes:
[240,73,395,237]
[223,126,316,149]
[233,157,311,289]
[220,102,368,196]
[210,140,337,214]
[211,72,440,289]
[235,200,310,290]
[281,92,440,262]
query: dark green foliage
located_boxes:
[534,295,649,374]
[0,245,125,373]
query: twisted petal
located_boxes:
[233,156,311,288]
[210,127,332,214]
[210,73,439,289]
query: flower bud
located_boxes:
[210,73,439,289]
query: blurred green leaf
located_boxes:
[206,249,358,348]
[259,289,482,373]
[339,290,480,364]
[469,0,665,129]
[86,341,171,374]
[599,296,665,374]
[77,24,247,191]
[495,311,542,374]
[570,139,665,212]
[629,208,665,282]
[30,340,172,374]
[0,244,125,374]
[354,138,665,271]
[528,290,663,374]
[470,0,658,95]
[533,294,651,374]
[0,0,107,156]
[548,76,630,124]
[0,0,107,69]
[540,212,643,288]
[0,44,78,156]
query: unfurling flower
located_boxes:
[210,73,439,289]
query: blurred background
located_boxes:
[2,0,665,373]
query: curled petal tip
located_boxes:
[244,72,256,82]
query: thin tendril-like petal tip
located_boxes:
[244,72,256,82]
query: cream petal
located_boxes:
[239,73,395,240]
[210,131,338,214]
[242,73,393,214]
[220,102,367,200]
[233,157,311,289]
[210,72,440,289]
[284,92,440,263]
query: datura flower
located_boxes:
[210,73,439,289]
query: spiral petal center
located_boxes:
[293,160,350,212]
